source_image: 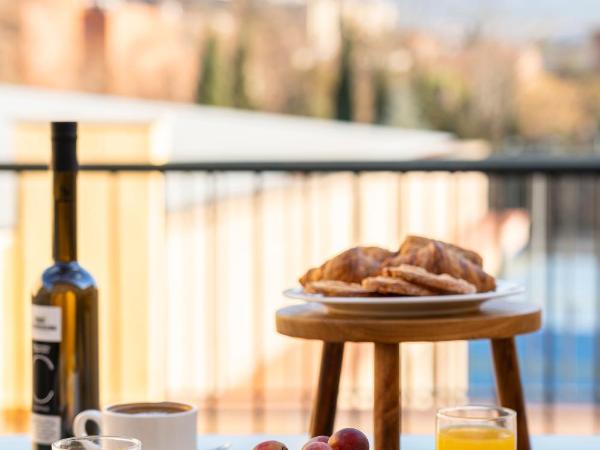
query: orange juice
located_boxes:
[437,425,515,450]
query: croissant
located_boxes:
[388,242,495,292]
[399,235,483,267]
[300,246,395,286]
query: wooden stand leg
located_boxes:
[309,342,344,437]
[491,337,531,450]
[374,343,400,450]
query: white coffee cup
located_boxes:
[73,402,197,450]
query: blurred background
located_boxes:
[0,0,599,438]
[1,0,600,150]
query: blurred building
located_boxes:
[4,0,404,105]
[13,0,200,100]
[0,0,18,83]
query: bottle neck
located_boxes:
[53,170,77,262]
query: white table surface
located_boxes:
[5,435,600,449]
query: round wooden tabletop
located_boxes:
[276,300,542,343]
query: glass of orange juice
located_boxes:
[437,405,516,450]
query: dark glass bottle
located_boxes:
[31,123,99,450]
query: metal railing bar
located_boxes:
[593,178,600,430]
[2,156,600,173]
[543,173,558,430]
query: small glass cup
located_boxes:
[52,436,142,450]
[436,405,516,450]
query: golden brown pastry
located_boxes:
[305,280,376,297]
[391,242,495,292]
[398,235,483,267]
[300,246,395,286]
[362,276,438,296]
[384,264,476,295]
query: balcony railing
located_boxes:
[1,155,600,173]
[0,156,598,435]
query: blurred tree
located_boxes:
[372,69,390,125]
[232,38,252,109]
[231,0,254,110]
[411,70,466,134]
[581,77,600,138]
[334,33,354,121]
[197,36,227,106]
[411,54,519,144]
[516,73,590,144]
[464,41,519,142]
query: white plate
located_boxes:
[283,279,525,317]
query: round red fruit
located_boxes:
[302,443,332,450]
[328,428,369,450]
[306,436,330,444]
[252,441,288,450]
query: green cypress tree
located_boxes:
[334,34,354,121]
[197,36,221,105]
[232,39,252,109]
[373,70,390,125]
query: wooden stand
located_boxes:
[276,299,541,450]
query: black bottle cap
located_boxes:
[52,122,78,171]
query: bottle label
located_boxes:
[32,305,62,342]
[32,305,62,444]
[31,413,61,445]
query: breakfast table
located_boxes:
[3,435,600,449]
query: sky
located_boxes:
[394,0,600,41]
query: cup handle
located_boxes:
[73,410,102,437]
